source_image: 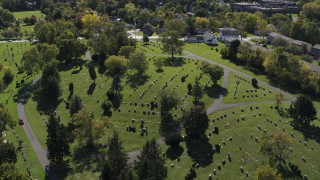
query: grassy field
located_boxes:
[184,43,270,83]
[136,41,186,56]
[165,104,320,179]
[13,11,44,19]
[0,42,45,178]
[24,56,220,152]
[223,72,285,104]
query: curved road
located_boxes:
[17,77,49,170]
[18,48,319,171]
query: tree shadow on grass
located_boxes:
[45,162,71,180]
[34,94,61,115]
[87,82,96,95]
[127,73,150,88]
[204,83,228,98]
[109,94,123,110]
[72,145,105,173]
[292,123,320,144]
[185,135,213,167]
[166,146,184,160]
[163,57,185,67]
[277,162,303,179]
[159,115,180,137]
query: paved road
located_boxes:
[17,77,49,170]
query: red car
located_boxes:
[19,119,24,125]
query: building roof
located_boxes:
[225,37,239,42]
[312,44,320,50]
[291,40,312,47]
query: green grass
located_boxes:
[165,104,320,179]
[184,43,270,83]
[136,41,186,56]
[291,14,299,18]
[24,57,219,152]
[0,42,45,178]
[223,72,286,104]
[13,11,44,19]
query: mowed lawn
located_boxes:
[223,72,285,104]
[13,10,44,19]
[165,104,320,179]
[0,42,45,179]
[24,56,221,152]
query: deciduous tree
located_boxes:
[289,95,317,127]
[183,106,209,138]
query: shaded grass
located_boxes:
[165,104,320,179]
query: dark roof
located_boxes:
[218,28,238,36]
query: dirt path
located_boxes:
[17,77,49,170]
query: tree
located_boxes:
[103,131,129,179]
[143,33,149,43]
[71,108,109,147]
[229,39,241,60]
[101,99,113,117]
[2,69,14,85]
[289,95,317,127]
[46,114,70,166]
[160,31,185,59]
[256,166,282,180]
[252,78,258,88]
[261,133,291,168]
[22,46,41,74]
[187,83,192,94]
[154,58,164,71]
[192,77,203,105]
[88,64,97,82]
[0,105,15,134]
[200,62,224,84]
[183,106,209,138]
[118,46,135,58]
[165,133,183,148]
[159,19,187,59]
[275,93,284,108]
[134,139,167,180]
[0,163,28,180]
[105,55,128,76]
[69,95,83,116]
[0,142,17,164]
[129,51,148,75]
[0,8,15,29]
[159,89,179,119]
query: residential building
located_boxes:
[203,32,218,45]
[185,36,204,43]
[218,28,239,42]
[225,37,240,47]
[196,28,211,35]
[311,44,320,58]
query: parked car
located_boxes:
[19,119,24,125]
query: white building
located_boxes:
[217,28,240,42]
[203,32,218,45]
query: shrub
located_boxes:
[181,76,186,82]
[220,47,229,59]
[252,78,258,88]
[2,69,14,85]
[165,133,183,148]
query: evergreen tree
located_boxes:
[46,114,70,166]
[134,139,167,180]
[69,95,83,116]
[192,77,203,105]
[103,131,129,179]
[0,142,17,164]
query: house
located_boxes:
[196,28,211,35]
[155,28,166,35]
[218,28,239,42]
[291,40,312,53]
[203,32,218,45]
[141,23,154,36]
[185,36,204,43]
[225,37,240,47]
[175,13,185,20]
[267,32,282,43]
[311,44,320,58]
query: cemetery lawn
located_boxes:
[223,72,286,104]
[24,56,220,152]
[184,43,270,83]
[137,41,186,56]
[165,104,320,179]
[0,42,45,178]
